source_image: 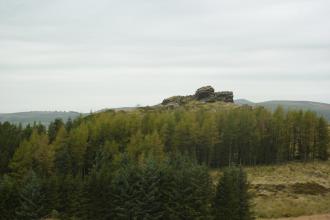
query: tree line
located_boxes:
[0,106,328,176]
[1,153,253,219]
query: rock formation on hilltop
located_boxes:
[161,86,233,106]
[194,86,215,100]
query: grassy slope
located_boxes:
[262,214,330,220]
[211,161,330,219]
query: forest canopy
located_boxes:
[0,104,329,176]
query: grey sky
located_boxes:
[1,0,329,113]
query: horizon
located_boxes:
[1,0,330,112]
[1,97,330,114]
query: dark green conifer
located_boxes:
[16,170,47,220]
[0,175,19,219]
[214,167,254,220]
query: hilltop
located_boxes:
[1,86,330,126]
[160,85,234,107]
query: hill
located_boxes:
[0,111,83,126]
[2,85,328,126]
[235,99,330,121]
[0,86,329,219]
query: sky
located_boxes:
[0,0,330,113]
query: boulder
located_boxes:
[194,86,215,100]
[214,91,234,103]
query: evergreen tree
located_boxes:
[68,123,89,175]
[196,114,219,165]
[173,113,198,158]
[0,175,19,219]
[237,167,254,220]
[16,170,47,220]
[65,118,74,132]
[214,166,254,220]
[48,119,64,144]
[0,122,23,174]
[167,155,214,220]
[138,159,164,220]
[316,117,329,160]
[84,166,113,220]
[10,130,53,179]
[272,106,288,163]
[53,174,85,219]
[111,161,143,219]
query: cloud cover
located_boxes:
[0,0,329,112]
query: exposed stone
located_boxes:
[161,95,193,105]
[161,86,234,106]
[162,96,182,105]
[194,86,215,100]
[214,91,234,103]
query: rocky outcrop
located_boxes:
[161,86,234,105]
[214,91,234,102]
[161,95,193,106]
[194,86,215,100]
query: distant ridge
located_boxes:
[1,99,329,126]
[235,99,330,121]
[0,111,84,126]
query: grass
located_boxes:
[210,161,330,219]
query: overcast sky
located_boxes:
[0,0,329,113]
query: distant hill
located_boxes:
[1,99,329,126]
[0,111,84,126]
[235,99,330,121]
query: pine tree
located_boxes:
[316,117,329,160]
[214,167,254,220]
[167,155,214,220]
[138,159,164,220]
[237,167,254,220]
[65,118,74,132]
[84,166,113,220]
[272,106,288,163]
[16,170,47,220]
[53,174,85,219]
[196,114,219,166]
[0,122,23,174]
[111,161,143,219]
[214,167,238,219]
[0,175,19,219]
[68,123,89,175]
[48,119,64,144]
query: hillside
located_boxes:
[211,161,330,219]
[0,87,329,219]
[0,111,83,126]
[235,99,330,121]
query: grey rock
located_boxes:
[214,91,234,103]
[161,86,234,106]
[162,95,193,105]
[194,86,215,100]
